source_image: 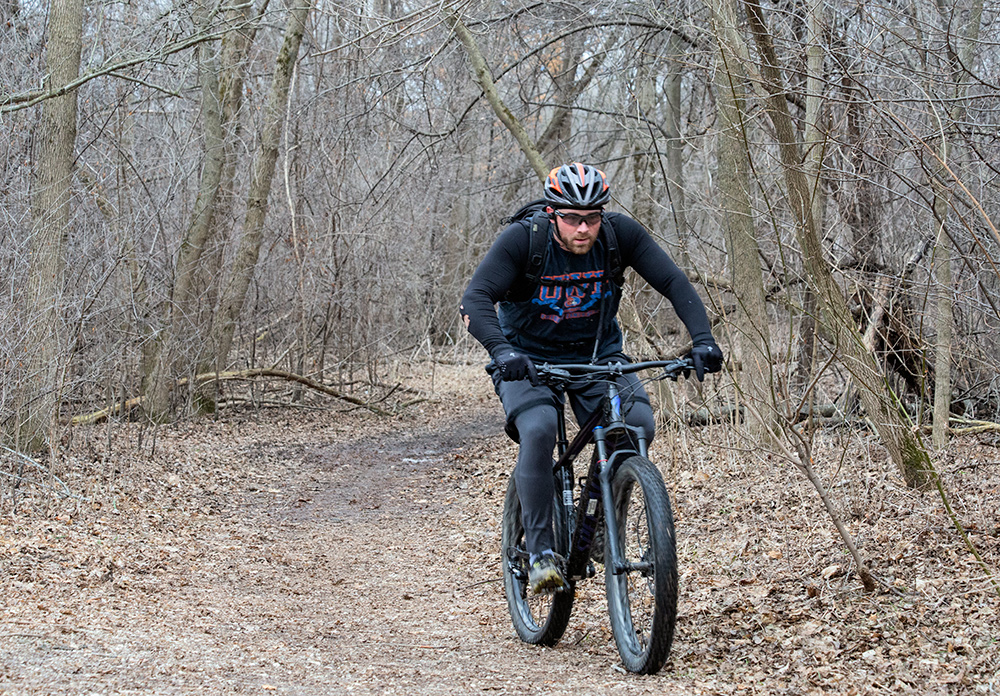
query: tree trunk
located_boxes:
[193,0,265,381]
[142,1,230,417]
[206,1,312,373]
[195,0,263,340]
[663,30,690,267]
[17,0,83,451]
[932,195,952,450]
[630,42,658,227]
[744,0,932,487]
[930,0,982,450]
[710,0,775,443]
[793,0,824,400]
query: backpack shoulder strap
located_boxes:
[506,205,622,289]
[602,214,624,286]
[523,210,622,287]
[524,209,550,285]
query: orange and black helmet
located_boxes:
[544,162,611,209]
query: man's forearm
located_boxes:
[460,291,510,357]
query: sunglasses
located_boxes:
[553,210,602,227]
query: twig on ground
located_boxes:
[923,455,1000,596]
[0,446,88,501]
[739,402,878,592]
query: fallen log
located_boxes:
[71,368,393,425]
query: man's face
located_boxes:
[549,207,602,255]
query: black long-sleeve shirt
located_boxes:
[461,212,713,363]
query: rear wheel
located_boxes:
[501,475,574,646]
[605,455,678,674]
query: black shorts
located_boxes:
[487,356,651,443]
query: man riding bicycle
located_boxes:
[460,162,723,594]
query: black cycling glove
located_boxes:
[689,340,724,381]
[493,349,538,384]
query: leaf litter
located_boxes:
[1,360,998,695]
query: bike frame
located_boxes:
[547,363,672,583]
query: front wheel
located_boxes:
[501,475,574,646]
[605,455,678,674]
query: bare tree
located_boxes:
[928,0,984,449]
[16,0,83,451]
[444,11,548,182]
[744,0,933,487]
[710,0,776,443]
[142,0,237,418]
[203,1,312,382]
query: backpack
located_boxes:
[502,198,624,288]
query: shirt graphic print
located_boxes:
[533,270,611,324]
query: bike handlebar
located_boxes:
[535,357,694,386]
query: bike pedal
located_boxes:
[543,580,571,595]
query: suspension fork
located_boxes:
[597,382,650,575]
[557,384,651,579]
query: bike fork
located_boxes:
[594,397,648,577]
[594,428,628,576]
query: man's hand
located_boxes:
[689,341,724,381]
[494,350,538,383]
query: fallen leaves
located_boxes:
[1,360,999,695]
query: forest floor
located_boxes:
[1,359,999,695]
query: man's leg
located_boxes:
[511,403,559,557]
[490,373,566,592]
[622,398,656,445]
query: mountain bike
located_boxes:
[500,358,692,675]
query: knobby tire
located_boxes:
[605,455,678,674]
[501,476,574,646]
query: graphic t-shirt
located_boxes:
[496,234,622,362]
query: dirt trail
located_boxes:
[2,362,998,694]
[1,369,690,695]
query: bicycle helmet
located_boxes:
[544,162,611,209]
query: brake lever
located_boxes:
[537,365,571,389]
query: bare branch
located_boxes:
[2,27,233,113]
